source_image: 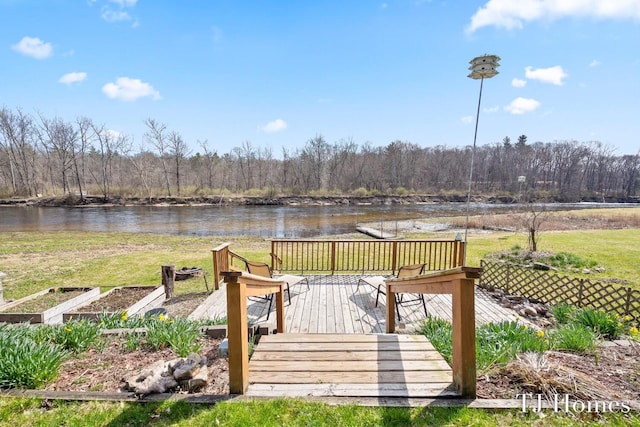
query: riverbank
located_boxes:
[1,193,638,207]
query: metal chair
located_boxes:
[357,263,427,320]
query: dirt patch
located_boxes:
[478,343,640,401]
[74,287,154,313]
[162,292,210,318]
[46,335,229,395]
[2,289,87,313]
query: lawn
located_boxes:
[1,208,639,425]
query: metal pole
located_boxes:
[463,76,485,263]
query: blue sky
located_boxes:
[2,0,639,155]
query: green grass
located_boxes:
[1,397,638,426]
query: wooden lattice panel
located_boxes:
[478,261,640,321]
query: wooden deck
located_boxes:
[246,333,457,398]
[193,275,530,332]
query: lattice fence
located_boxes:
[479,260,640,321]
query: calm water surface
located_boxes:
[0,203,628,238]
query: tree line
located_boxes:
[0,107,638,201]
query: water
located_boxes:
[0,203,630,238]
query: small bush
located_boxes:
[573,307,624,340]
[146,317,202,357]
[49,319,102,353]
[419,315,452,364]
[551,302,575,324]
[0,325,67,389]
[548,323,597,353]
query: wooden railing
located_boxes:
[222,271,286,394]
[211,242,250,290]
[386,266,482,398]
[270,239,465,274]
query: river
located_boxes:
[0,203,630,238]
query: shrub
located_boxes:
[551,302,575,324]
[0,325,67,389]
[573,307,624,340]
[419,315,452,364]
[548,323,597,353]
[49,319,102,353]
[146,317,202,357]
[420,317,547,372]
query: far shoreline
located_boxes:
[1,193,638,208]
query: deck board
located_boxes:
[247,333,456,397]
[193,275,532,332]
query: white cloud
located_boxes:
[467,0,640,33]
[261,119,288,133]
[461,116,474,124]
[484,105,500,113]
[512,78,527,88]
[504,97,541,115]
[59,72,88,85]
[589,59,602,67]
[102,9,131,22]
[102,77,161,101]
[525,65,568,85]
[101,0,138,25]
[109,0,137,6]
[11,36,53,59]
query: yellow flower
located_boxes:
[536,330,545,338]
[617,322,623,328]
[623,315,632,322]
[121,312,128,321]
[630,326,639,337]
[65,327,71,332]
[158,313,166,321]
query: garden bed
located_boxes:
[0,287,99,324]
[44,334,229,395]
[162,291,211,318]
[63,286,165,322]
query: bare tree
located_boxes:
[0,108,40,196]
[144,119,172,196]
[89,122,130,199]
[168,130,191,196]
[38,115,78,195]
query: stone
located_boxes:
[125,353,209,395]
[583,268,591,274]
[172,353,207,381]
[501,297,513,308]
[522,306,538,317]
[218,338,229,358]
[125,360,178,395]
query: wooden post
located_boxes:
[224,272,249,394]
[451,277,476,398]
[386,283,396,333]
[275,284,285,333]
[161,265,175,299]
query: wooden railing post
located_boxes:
[224,271,249,394]
[386,286,396,333]
[452,276,476,398]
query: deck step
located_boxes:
[247,333,457,398]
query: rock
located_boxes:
[218,338,229,358]
[501,297,513,308]
[125,360,178,395]
[583,268,591,274]
[522,306,538,317]
[533,262,551,271]
[172,353,207,381]
[594,266,606,273]
[125,354,209,395]
[507,295,524,303]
